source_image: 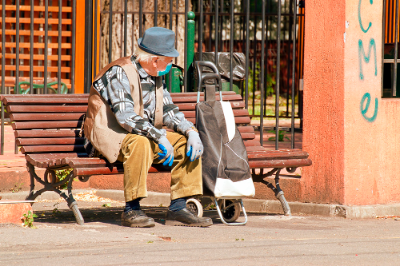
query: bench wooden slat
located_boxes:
[171,94,242,103]
[244,140,263,147]
[3,98,89,105]
[10,113,85,121]
[12,121,82,130]
[240,133,255,140]
[182,109,249,118]
[176,101,245,111]
[186,116,250,125]
[26,153,88,168]
[21,145,85,154]
[247,150,309,160]
[7,105,88,113]
[15,129,80,138]
[17,137,84,146]
[249,158,312,169]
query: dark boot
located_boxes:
[165,208,213,227]
[121,210,155,228]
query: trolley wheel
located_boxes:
[186,198,203,217]
[218,199,241,223]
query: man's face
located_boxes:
[140,56,173,77]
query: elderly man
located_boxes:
[83,27,212,227]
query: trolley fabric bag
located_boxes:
[196,84,255,198]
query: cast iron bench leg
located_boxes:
[252,168,292,216]
[25,163,85,225]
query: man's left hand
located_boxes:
[186,131,203,162]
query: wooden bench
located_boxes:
[1,93,312,224]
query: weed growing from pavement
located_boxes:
[22,211,37,228]
[102,203,111,207]
[10,182,23,193]
[55,169,73,189]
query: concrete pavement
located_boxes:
[1,190,400,265]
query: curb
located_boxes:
[2,189,400,219]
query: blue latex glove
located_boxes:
[158,136,174,167]
[186,131,203,162]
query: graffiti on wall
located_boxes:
[358,0,378,122]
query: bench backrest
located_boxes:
[2,92,258,156]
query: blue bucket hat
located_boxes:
[138,27,179,57]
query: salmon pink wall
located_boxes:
[302,1,346,204]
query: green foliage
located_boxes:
[102,203,111,208]
[248,62,276,99]
[22,210,38,228]
[55,169,73,189]
[268,130,290,142]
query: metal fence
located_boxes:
[86,0,305,150]
[1,0,305,154]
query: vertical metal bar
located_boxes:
[275,0,282,150]
[215,0,219,67]
[393,0,399,97]
[139,0,143,37]
[168,0,173,92]
[184,0,188,92]
[154,0,158,26]
[58,0,62,93]
[199,0,203,60]
[245,0,249,109]
[94,0,98,77]
[382,0,387,97]
[109,0,113,63]
[229,0,234,91]
[84,0,93,93]
[71,0,76,93]
[260,0,265,146]
[44,0,49,94]
[291,0,298,149]
[252,16,257,115]
[30,0,34,94]
[124,0,127,56]
[1,0,5,154]
[169,0,173,29]
[15,0,20,95]
[286,7,291,116]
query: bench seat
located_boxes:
[1,92,312,224]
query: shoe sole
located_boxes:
[121,221,155,228]
[165,220,212,227]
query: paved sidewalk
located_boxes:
[1,195,400,266]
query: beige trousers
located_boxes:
[117,131,203,202]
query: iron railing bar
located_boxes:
[94,0,98,77]
[199,0,203,61]
[393,0,399,97]
[58,0,62,94]
[44,0,48,94]
[175,0,178,65]
[275,0,282,150]
[215,0,219,67]
[260,0,266,146]
[229,0,234,91]
[245,0,249,109]
[154,0,158,25]
[84,0,93,93]
[286,8,291,116]
[184,0,188,92]
[71,0,76,93]
[252,15,257,116]
[382,0,387,97]
[1,0,5,155]
[139,0,143,37]
[291,0,298,149]
[168,0,173,92]
[30,0,34,94]
[263,12,269,116]
[15,1,20,95]
[109,0,113,63]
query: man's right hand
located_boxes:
[158,136,174,167]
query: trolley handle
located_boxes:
[195,61,223,103]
